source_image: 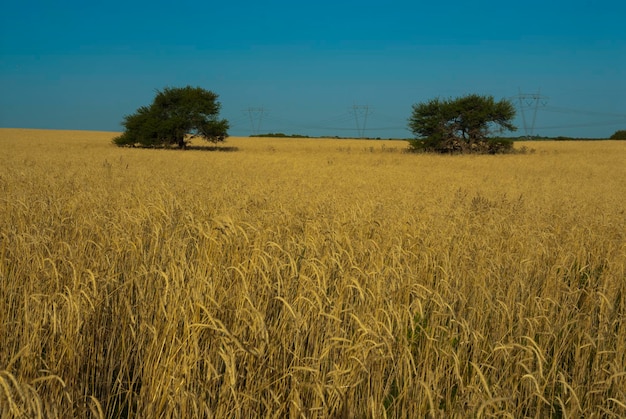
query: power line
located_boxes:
[534,120,626,130]
[233,98,621,138]
[541,106,626,119]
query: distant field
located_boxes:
[1,128,625,417]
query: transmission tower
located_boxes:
[245,107,265,135]
[352,105,370,138]
[515,89,548,138]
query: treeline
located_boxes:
[250,134,621,141]
[249,133,310,138]
[505,136,616,141]
[249,133,407,140]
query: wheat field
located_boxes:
[1,128,625,418]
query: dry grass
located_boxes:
[1,128,625,417]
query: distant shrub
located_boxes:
[491,138,515,153]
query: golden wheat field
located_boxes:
[1,128,625,418]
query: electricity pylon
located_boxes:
[352,105,370,138]
[515,89,548,138]
[246,107,265,135]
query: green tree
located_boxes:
[609,129,626,140]
[407,94,517,154]
[114,86,229,148]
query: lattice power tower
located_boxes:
[514,89,548,138]
[246,107,265,136]
[352,105,370,138]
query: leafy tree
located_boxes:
[609,129,626,140]
[114,86,229,148]
[407,94,517,154]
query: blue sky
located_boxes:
[1,0,624,138]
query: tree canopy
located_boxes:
[609,130,626,140]
[114,86,229,148]
[407,94,517,154]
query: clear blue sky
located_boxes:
[1,0,625,138]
